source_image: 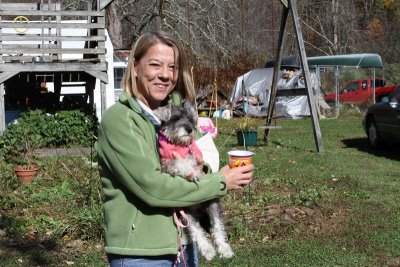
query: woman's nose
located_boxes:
[158,66,170,80]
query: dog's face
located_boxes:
[155,104,197,146]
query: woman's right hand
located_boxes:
[220,164,254,191]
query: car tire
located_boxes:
[367,118,382,147]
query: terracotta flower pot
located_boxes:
[14,165,39,185]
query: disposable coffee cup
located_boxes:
[228,150,254,168]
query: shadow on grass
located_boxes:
[218,130,270,148]
[0,215,59,265]
[342,138,400,161]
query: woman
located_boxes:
[96,31,254,267]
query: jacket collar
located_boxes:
[118,91,183,112]
[119,92,141,113]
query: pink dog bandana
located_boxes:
[159,132,203,160]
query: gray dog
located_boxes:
[154,104,234,261]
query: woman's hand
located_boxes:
[220,164,254,190]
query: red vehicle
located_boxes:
[324,78,398,107]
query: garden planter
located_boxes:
[236,130,258,147]
[14,165,39,185]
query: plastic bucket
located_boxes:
[236,130,258,146]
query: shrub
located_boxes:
[0,109,97,164]
[234,116,260,131]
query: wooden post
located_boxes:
[265,0,324,153]
[100,81,107,116]
[264,5,289,140]
[289,0,323,153]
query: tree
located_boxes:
[105,0,162,50]
[103,0,399,84]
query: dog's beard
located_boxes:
[163,127,195,146]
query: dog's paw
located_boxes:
[199,244,216,261]
[218,243,234,258]
[203,248,216,261]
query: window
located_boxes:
[114,67,126,102]
[114,67,125,90]
[391,87,400,102]
[346,81,358,92]
[374,79,386,88]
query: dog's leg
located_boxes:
[207,201,234,258]
[164,157,199,182]
[186,213,216,261]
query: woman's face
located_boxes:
[133,43,178,109]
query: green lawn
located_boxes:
[1,116,399,266]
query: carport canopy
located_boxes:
[307,53,384,117]
[307,53,383,69]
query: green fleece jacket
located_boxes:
[95,92,227,256]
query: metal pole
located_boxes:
[372,68,376,104]
[335,66,340,117]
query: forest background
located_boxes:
[103,0,400,93]
[9,0,400,93]
[23,0,395,95]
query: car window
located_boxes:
[374,79,386,87]
[394,90,400,102]
[347,82,358,92]
[390,87,400,97]
[389,87,400,102]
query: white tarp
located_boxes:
[230,68,319,118]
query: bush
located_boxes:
[0,109,97,164]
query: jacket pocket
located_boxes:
[131,209,140,232]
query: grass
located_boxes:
[1,114,400,266]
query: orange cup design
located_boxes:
[228,150,254,168]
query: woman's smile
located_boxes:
[134,43,177,109]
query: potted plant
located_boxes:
[235,116,259,147]
[14,165,39,185]
[0,111,43,185]
[13,135,40,185]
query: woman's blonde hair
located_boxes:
[122,31,195,105]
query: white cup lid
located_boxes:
[227,150,254,157]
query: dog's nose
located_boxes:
[184,126,193,134]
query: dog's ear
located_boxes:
[154,104,172,122]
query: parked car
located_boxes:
[325,78,398,107]
[362,86,400,147]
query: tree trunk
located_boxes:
[332,0,339,54]
[106,0,124,50]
